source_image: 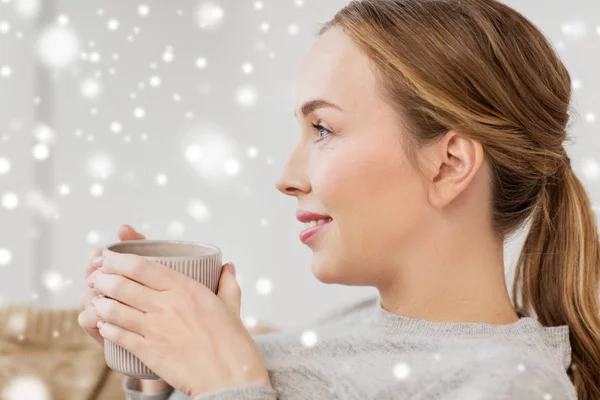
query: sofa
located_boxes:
[0,304,279,400]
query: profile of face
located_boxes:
[275,27,434,288]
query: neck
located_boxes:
[375,227,519,325]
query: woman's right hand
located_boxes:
[78,225,173,393]
[77,224,146,348]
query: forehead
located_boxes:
[295,27,377,111]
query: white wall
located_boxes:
[0,0,598,330]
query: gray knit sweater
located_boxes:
[122,294,577,399]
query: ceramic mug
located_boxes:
[101,239,222,379]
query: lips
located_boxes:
[296,209,332,223]
[299,218,333,244]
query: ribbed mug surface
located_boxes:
[101,240,222,380]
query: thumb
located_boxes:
[216,263,241,318]
[118,224,146,241]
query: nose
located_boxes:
[275,143,310,197]
[275,169,307,197]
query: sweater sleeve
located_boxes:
[122,375,277,400]
[122,376,175,400]
[191,384,278,400]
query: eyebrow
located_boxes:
[294,99,343,118]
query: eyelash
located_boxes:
[311,123,332,143]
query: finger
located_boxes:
[86,268,101,287]
[85,248,103,279]
[79,285,99,310]
[80,269,103,309]
[92,296,146,336]
[100,252,196,293]
[216,263,241,318]
[97,320,144,357]
[78,305,102,331]
[93,272,157,313]
[118,224,146,241]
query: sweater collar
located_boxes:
[370,295,572,370]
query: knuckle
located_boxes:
[131,258,146,278]
[129,337,142,354]
[96,275,110,296]
[112,330,126,347]
[88,307,100,322]
[104,299,118,318]
[81,290,96,308]
[92,302,104,319]
[92,274,102,291]
[110,276,126,296]
[85,270,98,283]
[79,308,98,329]
[166,293,181,310]
[189,287,206,308]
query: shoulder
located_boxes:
[373,340,576,400]
[467,344,576,399]
[438,342,576,400]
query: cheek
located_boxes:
[312,140,425,266]
[315,140,419,219]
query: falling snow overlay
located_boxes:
[0,0,596,398]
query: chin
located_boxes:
[311,256,340,284]
[311,255,359,285]
[311,254,370,286]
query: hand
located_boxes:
[78,225,146,348]
[88,252,272,397]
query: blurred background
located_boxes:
[0,0,599,332]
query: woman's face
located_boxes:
[275,27,430,287]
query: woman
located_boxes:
[78,0,600,399]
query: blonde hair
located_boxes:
[318,0,600,398]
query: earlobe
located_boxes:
[426,132,483,209]
[428,173,447,209]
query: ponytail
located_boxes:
[319,0,600,396]
[513,161,600,400]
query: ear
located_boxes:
[427,131,483,209]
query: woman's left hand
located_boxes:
[88,253,272,397]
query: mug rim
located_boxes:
[103,239,221,260]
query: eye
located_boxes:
[311,123,332,142]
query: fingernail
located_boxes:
[87,276,95,288]
[91,296,99,306]
[228,262,236,276]
[92,256,103,268]
[97,320,106,329]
